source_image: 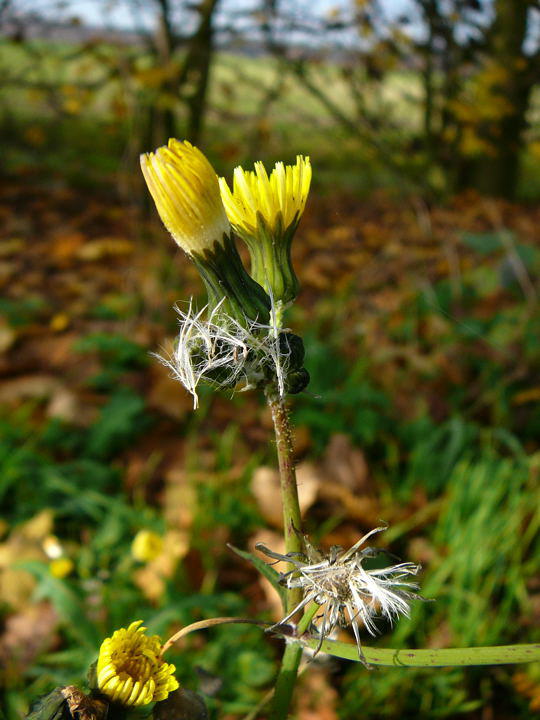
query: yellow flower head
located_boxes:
[49,557,74,578]
[131,529,164,563]
[97,621,179,707]
[218,156,311,237]
[140,139,229,255]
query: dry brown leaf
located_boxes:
[51,231,86,262]
[0,374,60,403]
[46,386,80,422]
[0,374,83,423]
[147,362,193,420]
[296,668,339,720]
[0,602,58,682]
[76,237,134,261]
[0,320,16,353]
[252,464,320,528]
[322,434,370,492]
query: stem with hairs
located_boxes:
[266,388,304,720]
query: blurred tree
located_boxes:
[458,0,539,196]
[1,0,538,198]
[418,0,539,197]
[146,0,219,145]
[262,0,539,198]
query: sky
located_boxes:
[13,0,538,54]
[10,0,415,34]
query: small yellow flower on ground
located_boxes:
[131,529,164,563]
[49,557,74,578]
[97,621,179,706]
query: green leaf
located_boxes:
[461,231,505,255]
[227,544,287,605]
[19,561,101,649]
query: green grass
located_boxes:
[1,263,538,716]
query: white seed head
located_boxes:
[154,297,291,408]
[259,527,422,666]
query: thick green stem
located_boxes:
[267,393,303,565]
[266,389,304,720]
[300,637,540,667]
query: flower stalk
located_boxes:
[265,387,304,720]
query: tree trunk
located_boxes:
[459,0,534,198]
[182,0,219,144]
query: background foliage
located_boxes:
[0,1,539,718]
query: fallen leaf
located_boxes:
[0,602,58,683]
[0,320,16,353]
[252,464,320,528]
[147,362,193,420]
[76,237,134,261]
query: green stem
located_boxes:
[266,389,304,720]
[300,637,540,667]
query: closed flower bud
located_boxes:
[141,139,270,325]
[140,139,229,257]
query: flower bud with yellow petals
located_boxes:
[141,139,270,325]
[219,156,311,307]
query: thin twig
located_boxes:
[161,617,269,656]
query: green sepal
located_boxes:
[87,660,98,691]
[228,543,288,606]
[26,687,108,720]
[192,234,270,326]
[152,689,208,720]
[236,212,300,307]
[25,689,69,720]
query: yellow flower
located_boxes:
[218,156,311,238]
[49,557,74,578]
[131,530,164,563]
[140,139,270,325]
[219,156,311,306]
[97,621,179,706]
[140,139,229,256]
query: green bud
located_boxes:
[192,234,271,326]
[285,367,310,395]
